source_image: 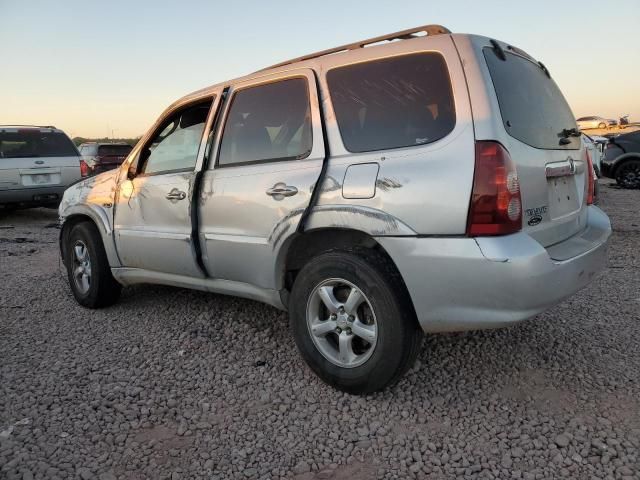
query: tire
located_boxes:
[289,249,422,394]
[615,159,640,189]
[64,221,121,308]
[598,122,606,129]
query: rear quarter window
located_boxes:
[327,52,456,153]
[483,48,580,150]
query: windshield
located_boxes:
[483,48,580,150]
[98,144,132,156]
[0,130,78,158]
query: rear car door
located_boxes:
[198,70,325,289]
[114,97,217,277]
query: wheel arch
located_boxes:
[59,205,120,267]
[277,227,416,314]
[611,153,640,177]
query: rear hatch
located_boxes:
[0,128,81,190]
[96,144,132,168]
[482,46,587,248]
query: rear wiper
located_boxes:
[559,128,581,138]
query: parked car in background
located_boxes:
[59,24,611,393]
[577,116,611,130]
[0,125,83,211]
[601,130,640,188]
[583,133,608,176]
[78,142,133,176]
[619,115,630,129]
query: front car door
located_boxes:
[113,96,218,277]
[198,69,326,289]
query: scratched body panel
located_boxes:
[114,171,203,278]
[59,169,121,266]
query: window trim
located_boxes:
[132,97,215,178]
[325,50,457,154]
[214,75,313,169]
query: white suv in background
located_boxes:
[0,125,83,211]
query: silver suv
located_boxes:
[1,125,82,210]
[59,25,611,393]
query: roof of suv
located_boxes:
[79,142,131,146]
[0,125,60,131]
[174,24,453,109]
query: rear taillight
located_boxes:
[585,149,595,205]
[467,141,522,236]
[79,159,89,177]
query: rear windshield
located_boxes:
[483,48,580,150]
[327,52,456,153]
[0,130,78,158]
[98,144,132,156]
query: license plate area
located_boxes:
[21,172,61,186]
[547,176,579,219]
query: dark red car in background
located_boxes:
[78,142,132,176]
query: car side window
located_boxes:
[218,78,312,167]
[327,53,456,153]
[139,101,212,175]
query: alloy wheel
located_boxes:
[619,163,640,189]
[306,278,378,368]
[72,240,92,294]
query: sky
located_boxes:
[1,0,639,138]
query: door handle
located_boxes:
[166,189,187,201]
[266,183,298,198]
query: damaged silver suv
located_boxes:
[59,25,611,393]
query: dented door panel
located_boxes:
[198,69,326,289]
[114,172,202,277]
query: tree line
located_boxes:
[72,137,141,147]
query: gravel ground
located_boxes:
[1,181,639,480]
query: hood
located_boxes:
[59,168,120,218]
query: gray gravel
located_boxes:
[1,180,639,480]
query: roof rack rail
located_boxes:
[260,24,451,71]
[0,124,57,129]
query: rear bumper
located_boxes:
[0,185,67,206]
[378,206,611,333]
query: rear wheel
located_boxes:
[598,122,606,129]
[615,159,640,189]
[289,249,422,394]
[65,222,121,308]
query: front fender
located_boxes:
[59,170,120,267]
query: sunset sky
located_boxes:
[1,0,639,138]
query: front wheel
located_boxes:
[598,122,607,129]
[64,222,121,308]
[289,249,422,394]
[615,159,640,189]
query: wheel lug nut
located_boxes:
[336,327,342,334]
[348,315,354,322]
[339,307,345,313]
[330,314,337,320]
